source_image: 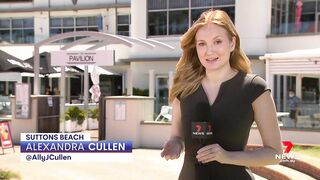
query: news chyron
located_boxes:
[20,133,132,162]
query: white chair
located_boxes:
[155,106,172,121]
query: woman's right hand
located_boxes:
[160,138,183,160]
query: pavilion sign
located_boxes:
[51,50,114,66]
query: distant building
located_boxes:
[0,0,319,114]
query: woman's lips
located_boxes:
[206,57,218,63]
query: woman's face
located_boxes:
[195,23,235,72]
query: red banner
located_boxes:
[0,121,13,149]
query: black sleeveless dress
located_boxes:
[178,71,270,180]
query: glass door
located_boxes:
[0,82,5,95]
[317,14,320,32]
[155,76,169,114]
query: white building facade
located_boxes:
[0,0,320,116]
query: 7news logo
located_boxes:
[275,141,295,163]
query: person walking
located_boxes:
[288,90,300,127]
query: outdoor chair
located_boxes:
[155,106,172,121]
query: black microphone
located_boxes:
[192,102,213,180]
[192,102,213,147]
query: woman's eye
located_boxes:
[214,40,222,44]
[198,42,205,46]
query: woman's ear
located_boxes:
[230,36,236,52]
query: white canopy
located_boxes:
[260,48,320,104]
[48,73,79,78]
[260,48,320,60]
[21,72,44,77]
[76,65,115,75]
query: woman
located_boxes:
[45,86,53,95]
[160,9,282,180]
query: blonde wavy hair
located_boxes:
[169,9,252,102]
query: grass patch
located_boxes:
[291,145,320,158]
[0,169,19,180]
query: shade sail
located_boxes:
[0,50,33,72]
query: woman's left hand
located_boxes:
[196,144,230,164]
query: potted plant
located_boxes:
[64,106,86,132]
[88,107,99,130]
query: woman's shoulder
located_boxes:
[242,73,270,103]
[243,73,267,87]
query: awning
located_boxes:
[48,73,79,78]
[260,48,320,60]
[0,50,33,72]
[21,72,44,77]
[76,65,116,75]
[259,48,320,75]
[260,48,320,102]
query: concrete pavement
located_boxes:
[0,147,182,180]
[0,146,268,180]
[0,130,317,180]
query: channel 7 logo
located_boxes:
[275,141,295,162]
[282,141,293,153]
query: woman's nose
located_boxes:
[206,44,215,54]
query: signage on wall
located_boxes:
[115,102,126,121]
[48,96,53,107]
[51,50,114,66]
[15,83,31,119]
[0,121,14,154]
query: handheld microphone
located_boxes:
[192,102,213,180]
[192,102,213,147]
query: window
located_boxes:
[220,7,235,23]
[169,0,189,8]
[0,82,5,95]
[213,0,235,6]
[148,11,167,36]
[191,0,211,7]
[191,6,235,25]
[0,18,34,44]
[148,0,167,10]
[147,0,235,36]
[49,16,101,42]
[155,76,169,113]
[8,82,15,95]
[117,14,130,36]
[169,10,188,35]
[318,14,320,32]
[271,0,319,35]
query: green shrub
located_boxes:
[65,106,86,125]
[88,107,99,120]
[65,113,71,121]
[133,87,149,96]
[0,169,20,180]
[77,110,85,125]
[292,145,320,158]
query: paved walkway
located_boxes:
[0,147,179,180]
[1,147,268,180]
